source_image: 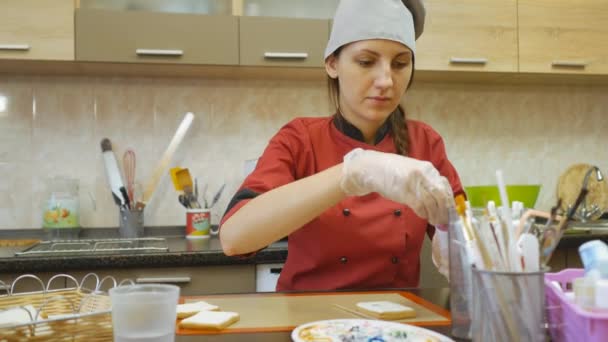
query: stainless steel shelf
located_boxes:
[15,237,168,257]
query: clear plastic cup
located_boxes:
[447,206,473,340]
[109,284,180,342]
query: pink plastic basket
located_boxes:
[545,268,608,342]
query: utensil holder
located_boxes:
[472,268,547,342]
[119,207,144,238]
[185,208,211,239]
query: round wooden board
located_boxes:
[557,163,608,221]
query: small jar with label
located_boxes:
[42,176,80,239]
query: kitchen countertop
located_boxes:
[0,225,606,274]
[559,229,608,247]
[0,227,288,273]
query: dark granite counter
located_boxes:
[0,227,288,273]
[559,230,608,248]
[1,225,605,274]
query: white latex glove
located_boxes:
[341,148,453,226]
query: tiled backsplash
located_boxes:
[0,75,606,229]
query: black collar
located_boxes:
[333,111,392,145]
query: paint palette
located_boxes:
[292,319,454,342]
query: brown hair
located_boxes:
[327,49,414,156]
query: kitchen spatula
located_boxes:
[176,168,194,191]
[170,167,184,191]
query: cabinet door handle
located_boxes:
[551,60,587,68]
[449,57,488,65]
[0,44,30,51]
[264,52,308,59]
[136,277,191,284]
[270,268,283,274]
[136,49,184,57]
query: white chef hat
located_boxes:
[324,0,426,60]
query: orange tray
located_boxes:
[176,290,451,336]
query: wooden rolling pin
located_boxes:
[142,112,194,206]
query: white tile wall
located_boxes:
[0,75,606,229]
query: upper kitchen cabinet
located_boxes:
[0,0,74,61]
[519,0,608,75]
[415,0,518,72]
[240,0,338,19]
[79,0,233,15]
[75,8,239,65]
[239,16,329,68]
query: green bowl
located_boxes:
[464,185,541,209]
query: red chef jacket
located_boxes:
[220,113,464,291]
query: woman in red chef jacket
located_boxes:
[220,0,464,291]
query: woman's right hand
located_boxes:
[340,148,453,225]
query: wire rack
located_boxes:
[0,273,133,341]
[14,237,168,257]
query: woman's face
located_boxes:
[326,39,413,134]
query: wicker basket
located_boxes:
[0,273,132,341]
